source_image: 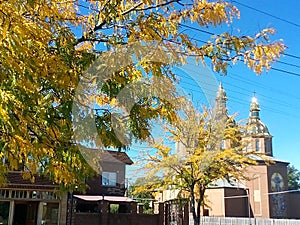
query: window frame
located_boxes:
[102,171,117,186]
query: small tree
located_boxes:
[128,177,158,214]
[135,106,257,225]
[287,165,300,190]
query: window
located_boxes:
[0,201,9,225]
[221,140,226,149]
[42,203,59,225]
[102,172,117,186]
[255,139,260,152]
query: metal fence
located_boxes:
[189,216,300,225]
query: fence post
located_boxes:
[158,202,165,225]
[165,203,169,225]
[183,204,189,225]
[99,200,109,225]
[138,203,144,214]
[130,202,138,225]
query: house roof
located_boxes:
[78,145,133,165]
[209,178,247,189]
[102,150,133,165]
[7,171,58,190]
[248,154,289,165]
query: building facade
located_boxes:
[174,84,299,219]
[0,149,133,225]
[67,149,134,225]
[0,171,67,225]
[204,85,298,219]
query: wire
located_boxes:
[78,1,300,63]
[271,67,300,77]
[277,60,300,70]
[186,36,300,77]
[232,0,300,29]
[284,53,300,60]
[176,66,300,118]
[77,1,300,78]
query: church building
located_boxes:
[204,84,300,219]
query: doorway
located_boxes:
[13,202,38,225]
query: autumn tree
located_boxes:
[135,106,257,225]
[127,177,158,214]
[0,0,284,189]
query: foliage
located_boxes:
[134,106,258,225]
[287,165,300,190]
[109,204,120,214]
[0,0,284,189]
[128,177,156,214]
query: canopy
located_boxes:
[74,195,135,202]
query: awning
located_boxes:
[73,195,135,202]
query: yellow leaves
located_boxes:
[153,141,172,158]
[96,95,118,106]
[76,42,94,52]
[0,0,286,190]
[176,0,239,27]
[244,42,285,74]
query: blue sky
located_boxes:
[214,0,300,170]
[127,0,300,179]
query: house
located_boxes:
[0,148,134,225]
[67,149,135,225]
[0,171,67,225]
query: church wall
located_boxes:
[267,163,289,218]
[205,188,225,217]
[245,165,270,218]
[224,188,248,217]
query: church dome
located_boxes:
[246,118,270,135]
[245,97,271,136]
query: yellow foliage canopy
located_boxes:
[0,0,284,190]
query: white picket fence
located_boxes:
[189,216,300,225]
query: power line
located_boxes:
[232,0,300,29]
[271,67,300,77]
[228,72,300,101]
[176,66,300,118]
[78,2,300,78]
[80,2,300,64]
[277,60,300,70]
[284,53,300,60]
[179,24,215,36]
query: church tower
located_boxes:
[243,96,289,219]
[215,83,228,119]
[244,96,273,156]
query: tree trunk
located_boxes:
[196,188,206,225]
[190,185,206,225]
[189,186,198,225]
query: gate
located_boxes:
[165,200,189,225]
